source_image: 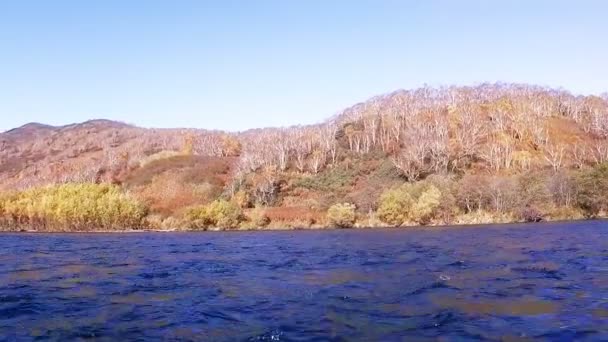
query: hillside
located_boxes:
[1,83,608,231]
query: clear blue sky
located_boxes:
[0,0,606,132]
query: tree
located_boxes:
[591,140,608,165]
[487,176,519,212]
[548,170,577,207]
[273,136,290,171]
[308,149,325,174]
[392,143,426,181]
[252,169,280,206]
[292,137,310,173]
[517,172,551,208]
[343,123,364,153]
[482,138,514,171]
[451,104,486,170]
[544,143,565,172]
[320,123,339,165]
[571,142,590,169]
[181,132,195,156]
[221,135,242,157]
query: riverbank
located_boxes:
[0,173,604,233]
[2,216,601,233]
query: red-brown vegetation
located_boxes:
[2,83,608,230]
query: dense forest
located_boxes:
[1,83,608,231]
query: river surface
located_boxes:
[1,221,607,341]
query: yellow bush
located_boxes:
[185,199,243,230]
[413,185,442,221]
[0,183,147,231]
[377,186,414,226]
[233,190,252,208]
[377,182,442,226]
[327,203,357,228]
[247,207,271,228]
[0,193,10,223]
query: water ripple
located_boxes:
[0,221,607,340]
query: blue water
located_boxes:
[1,221,607,341]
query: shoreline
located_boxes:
[1,217,602,234]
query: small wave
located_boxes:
[408,281,456,296]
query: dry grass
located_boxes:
[264,206,325,225]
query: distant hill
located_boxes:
[0,119,214,189]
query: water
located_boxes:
[1,221,607,341]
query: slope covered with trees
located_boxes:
[1,83,608,231]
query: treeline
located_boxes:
[371,163,608,227]
[6,84,607,196]
[234,84,608,176]
[2,163,606,231]
[223,84,608,207]
[284,163,608,229]
[234,162,606,229]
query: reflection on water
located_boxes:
[431,296,559,316]
[1,221,607,340]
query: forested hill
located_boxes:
[2,83,608,231]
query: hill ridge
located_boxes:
[1,83,608,230]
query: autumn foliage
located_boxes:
[1,84,608,230]
[327,203,357,228]
[184,200,243,230]
[0,183,147,231]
